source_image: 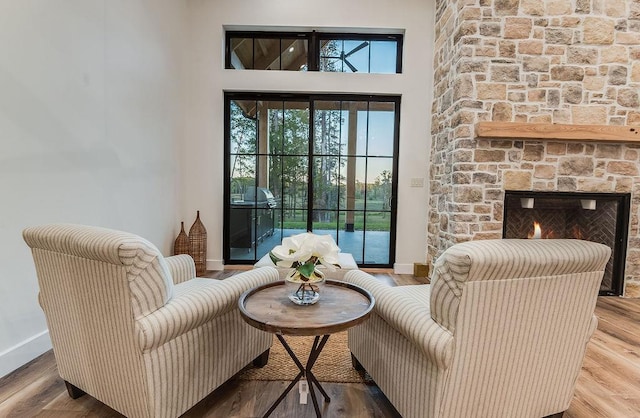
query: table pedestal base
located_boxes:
[262,334,331,418]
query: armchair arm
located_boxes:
[343,270,454,369]
[342,269,396,298]
[136,267,280,351]
[164,254,196,284]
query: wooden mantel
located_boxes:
[476,122,640,143]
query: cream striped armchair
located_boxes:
[344,239,610,418]
[23,224,279,418]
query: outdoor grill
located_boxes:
[230,187,277,249]
[244,187,277,209]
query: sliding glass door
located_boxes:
[224,93,399,267]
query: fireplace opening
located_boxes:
[503,191,630,296]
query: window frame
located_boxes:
[223,92,401,268]
[225,31,403,73]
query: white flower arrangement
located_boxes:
[269,232,341,282]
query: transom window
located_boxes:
[225,31,403,74]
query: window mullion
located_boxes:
[309,31,319,71]
[307,99,315,232]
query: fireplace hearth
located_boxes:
[503,191,630,296]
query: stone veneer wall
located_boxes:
[429,0,640,296]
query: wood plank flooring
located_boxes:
[0,270,638,417]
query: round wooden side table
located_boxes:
[238,280,374,418]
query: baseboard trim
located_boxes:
[393,263,414,275]
[212,260,412,274]
[0,330,51,378]
[207,259,224,271]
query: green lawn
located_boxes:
[278,198,391,231]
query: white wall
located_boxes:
[0,0,435,377]
[185,0,435,273]
[0,0,187,377]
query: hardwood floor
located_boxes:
[1,270,639,417]
[566,297,640,418]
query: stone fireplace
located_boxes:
[429,0,640,296]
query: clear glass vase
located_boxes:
[285,268,325,305]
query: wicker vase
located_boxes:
[173,222,189,256]
[189,211,207,276]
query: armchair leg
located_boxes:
[253,349,270,367]
[64,381,86,399]
[544,413,564,418]
[351,353,365,372]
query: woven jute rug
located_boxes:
[235,331,368,383]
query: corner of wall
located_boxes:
[0,330,51,378]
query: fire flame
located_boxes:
[528,221,542,239]
[571,224,584,240]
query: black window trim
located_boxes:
[225,30,403,73]
[223,91,401,268]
